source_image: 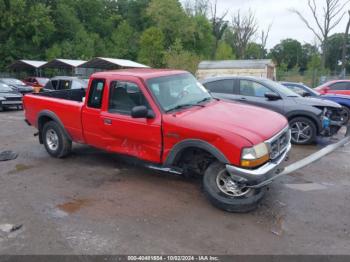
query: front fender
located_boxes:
[285,110,322,133]
[164,139,229,166]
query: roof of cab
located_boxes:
[91,68,188,80]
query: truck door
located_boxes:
[99,78,162,163]
[238,79,285,114]
[81,78,107,148]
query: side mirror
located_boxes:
[131,106,155,119]
[302,91,311,97]
[324,86,330,93]
[264,92,281,101]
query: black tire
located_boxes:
[42,121,72,158]
[289,117,317,145]
[340,106,350,125]
[203,161,266,213]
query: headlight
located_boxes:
[0,97,5,101]
[241,142,269,168]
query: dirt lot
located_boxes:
[0,109,349,255]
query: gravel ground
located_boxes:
[0,109,349,255]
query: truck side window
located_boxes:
[203,80,234,94]
[87,79,105,108]
[109,81,149,115]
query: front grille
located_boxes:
[267,127,291,160]
[327,108,343,122]
[5,96,22,101]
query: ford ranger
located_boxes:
[23,69,350,212]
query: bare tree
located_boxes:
[210,0,229,59]
[231,10,258,59]
[341,11,350,75]
[260,23,272,59]
[291,0,349,68]
[184,0,210,17]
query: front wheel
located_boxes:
[203,161,266,213]
[340,106,350,125]
[289,117,317,145]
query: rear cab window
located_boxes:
[87,79,105,109]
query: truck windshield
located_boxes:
[146,73,212,112]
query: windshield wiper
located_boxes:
[196,97,212,104]
[166,103,204,113]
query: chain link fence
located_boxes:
[277,70,350,88]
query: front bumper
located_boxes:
[0,100,23,106]
[226,125,350,189]
[226,143,291,186]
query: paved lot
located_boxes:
[0,110,349,255]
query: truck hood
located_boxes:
[170,100,288,145]
[293,97,341,108]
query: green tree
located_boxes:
[146,0,190,48]
[246,42,264,59]
[326,33,350,72]
[108,21,137,59]
[269,39,303,70]
[0,0,54,68]
[138,27,165,67]
[164,38,200,74]
[215,41,234,60]
[188,15,214,58]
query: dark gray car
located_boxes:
[202,76,343,145]
[0,78,33,94]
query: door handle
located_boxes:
[239,97,247,100]
[103,118,112,125]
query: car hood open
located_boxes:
[165,100,288,145]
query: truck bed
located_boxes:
[24,89,86,143]
[37,89,86,102]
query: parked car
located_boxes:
[23,77,49,93]
[281,81,350,124]
[43,76,87,91]
[202,76,343,145]
[0,78,33,94]
[0,82,23,111]
[23,69,347,212]
[315,80,350,96]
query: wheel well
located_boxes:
[174,147,218,176]
[38,116,54,143]
[288,115,319,134]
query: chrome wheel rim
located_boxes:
[46,129,59,151]
[340,108,350,124]
[216,170,251,197]
[291,121,312,143]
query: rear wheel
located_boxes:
[289,117,317,145]
[42,121,72,158]
[203,161,266,213]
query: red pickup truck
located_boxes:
[24,69,294,212]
